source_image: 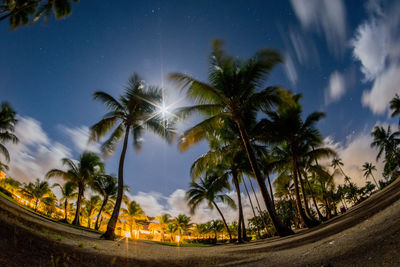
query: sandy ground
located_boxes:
[1,179,400,266]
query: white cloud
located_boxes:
[284,53,298,85]
[361,64,400,114]
[62,125,101,154]
[290,0,347,54]
[351,1,400,114]
[3,116,71,184]
[325,71,346,104]
[351,19,387,81]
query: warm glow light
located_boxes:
[125,232,131,238]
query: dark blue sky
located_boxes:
[1,0,398,198]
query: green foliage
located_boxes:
[0,101,18,167]
[0,0,79,29]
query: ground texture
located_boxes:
[1,179,400,266]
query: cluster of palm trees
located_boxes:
[1,40,400,244]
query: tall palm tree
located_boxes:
[259,96,329,227]
[0,102,19,169]
[52,181,77,222]
[46,151,104,225]
[83,195,101,228]
[0,0,79,29]
[186,173,236,241]
[169,40,293,237]
[155,213,171,241]
[22,178,53,211]
[121,200,147,238]
[90,73,174,240]
[362,162,379,188]
[92,174,118,230]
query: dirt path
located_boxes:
[1,179,400,266]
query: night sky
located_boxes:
[1,0,400,220]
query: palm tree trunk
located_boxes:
[266,174,275,209]
[102,127,130,240]
[88,215,91,228]
[243,179,261,239]
[297,168,314,220]
[72,184,84,225]
[291,155,318,228]
[64,199,68,222]
[371,173,379,188]
[248,177,271,235]
[212,200,232,242]
[95,197,108,230]
[235,120,293,236]
[232,170,244,243]
[306,176,325,221]
[34,198,39,212]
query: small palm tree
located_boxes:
[22,178,53,211]
[0,102,19,169]
[52,181,77,222]
[210,220,225,242]
[166,223,178,242]
[186,173,236,241]
[155,213,172,241]
[172,214,192,237]
[121,200,147,238]
[46,151,104,225]
[362,162,379,188]
[92,174,119,230]
[90,73,174,240]
[331,157,352,185]
[82,195,101,228]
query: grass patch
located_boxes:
[78,241,85,248]
[151,241,215,247]
[0,191,102,235]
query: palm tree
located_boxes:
[371,126,400,178]
[90,73,174,240]
[121,200,147,238]
[390,94,400,123]
[0,102,18,169]
[52,181,77,222]
[210,220,225,242]
[46,151,104,225]
[331,157,352,185]
[166,223,178,242]
[83,195,101,228]
[260,96,329,227]
[155,213,171,241]
[186,173,236,242]
[169,40,293,237]
[172,214,192,237]
[362,162,379,188]
[92,174,119,230]
[0,0,79,29]
[22,178,53,211]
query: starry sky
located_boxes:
[1,0,400,221]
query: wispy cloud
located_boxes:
[290,0,347,55]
